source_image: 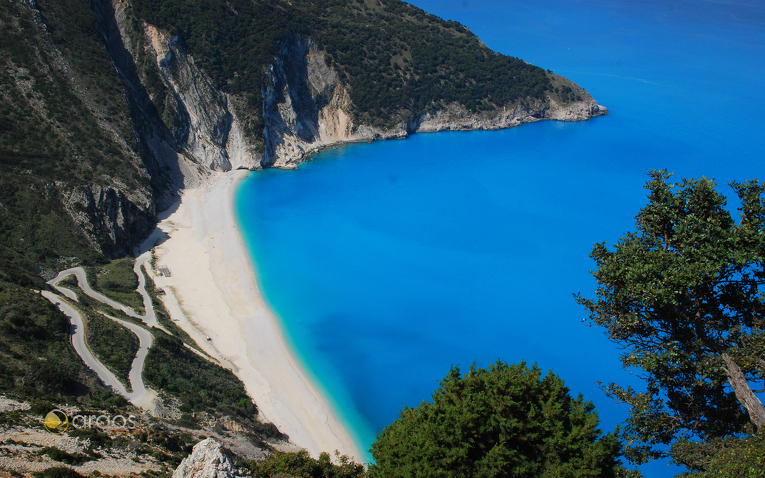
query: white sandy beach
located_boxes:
[149,171,362,462]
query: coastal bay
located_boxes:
[1,0,760,475]
[233,1,765,476]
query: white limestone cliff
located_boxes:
[76,0,607,253]
[143,24,262,173]
[130,28,607,176]
[259,38,606,169]
[172,438,245,478]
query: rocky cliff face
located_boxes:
[172,438,246,478]
[5,0,607,264]
[92,0,252,199]
[261,37,404,169]
[143,24,261,173]
[62,184,153,257]
[411,81,606,133]
[95,7,606,181]
[31,0,607,259]
[259,38,606,169]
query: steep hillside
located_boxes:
[0,0,157,406]
[0,0,154,270]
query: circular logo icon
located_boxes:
[44,410,69,434]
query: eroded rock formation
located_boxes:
[172,438,245,478]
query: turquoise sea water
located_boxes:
[234,1,765,475]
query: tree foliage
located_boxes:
[673,432,765,477]
[577,170,765,464]
[369,360,621,478]
[247,450,366,478]
[143,331,258,420]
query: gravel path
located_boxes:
[48,266,159,328]
[42,231,167,410]
[103,314,157,410]
[40,290,134,400]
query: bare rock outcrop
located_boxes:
[261,37,404,169]
[172,438,246,478]
[61,184,153,258]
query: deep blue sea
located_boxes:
[234,1,765,475]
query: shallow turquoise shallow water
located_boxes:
[234,1,765,475]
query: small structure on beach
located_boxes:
[154,288,166,295]
[157,265,172,277]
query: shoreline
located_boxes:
[149,170,363,462]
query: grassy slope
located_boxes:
[83,310,140,391]
[85,258,145,315]
[0,279,116,406]
[144,331,257,421]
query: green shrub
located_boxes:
[38,447,86,465]
[33,467,84,478]
[84,312,140,389]
[86,258,144,314]
[144,332,257,421]
[247,450,366,478]
[370,360,621,478]
[676,433,765,478]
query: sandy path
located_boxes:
[150,171,362,461]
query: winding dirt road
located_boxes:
[43,256,160,410]
[40,290,134,399]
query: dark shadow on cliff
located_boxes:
[262,37,323,166]
[90,0,186,210]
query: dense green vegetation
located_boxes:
[86,258,145,314]
[370,360,622,478]
[0,0,149,277]
[32,467,84,478]
[677,432,765,477]
[0,278,112,405]
[310,0,551,122]
[0,0,141,188]
[144,331,258,421]
[38,447,88,466]
[247,450,366,478]
[131,0,553,128]
[83,311,139,391]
